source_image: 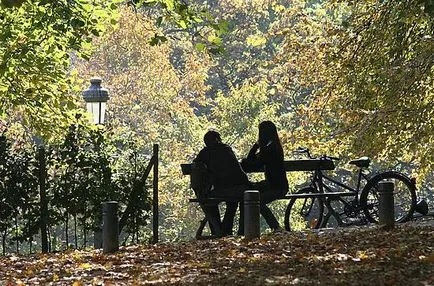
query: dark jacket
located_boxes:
[245,141,288,192]
[194,143,249,190]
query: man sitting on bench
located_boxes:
[192,130,249,236]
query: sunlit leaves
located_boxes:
[212,80,280,152]
[246,34,267,47]
[0,0,120,139]
[295,0,434,177]
[133,0,228,54]
[195,42,206,52]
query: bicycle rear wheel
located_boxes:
[360,171,417,223]
[284,187,324,231]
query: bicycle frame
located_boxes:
[306,165,372,226]
[286,150,419,230]
[309,166,370,198]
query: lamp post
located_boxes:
[82,77,111,249]
[82,77,109,125]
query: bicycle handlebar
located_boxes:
[294,147,312,158]
[294,147,340,161]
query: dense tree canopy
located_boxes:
[300,0,434,176]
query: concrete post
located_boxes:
[244,190,260,239]
[103,201,119,253]
[378,182,395,228]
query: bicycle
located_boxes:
[284,148,418,231]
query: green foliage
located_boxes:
[0,136,39,245]
[133,0,228,54]
[0,125,153,252]
[211,81,280,152]
[0,0,120,138]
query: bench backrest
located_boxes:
[181,159,335,175]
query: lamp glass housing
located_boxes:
[86,102,106,124]
[82,77,109,125]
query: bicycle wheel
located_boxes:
[284,187,324,231]
[360,171,417,223]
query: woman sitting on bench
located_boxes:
[241,121,288,232]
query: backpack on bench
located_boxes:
[190,161,212,198]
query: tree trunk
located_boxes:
[38,146,49,253]
[28,219,32,254]
[15,216,19,253]
[82,217,87,248]
[2,231,6,255]
[65,214,69,249]
[74,214,78,249]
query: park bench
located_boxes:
[181,159,355,239]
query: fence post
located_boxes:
[103,201,119,253]
[244,190,260,239]
[378,182,395,229]
[38,146,49,253]
[152,144,159,244]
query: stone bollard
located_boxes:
[244,190,260,239]
[103,201,119,253]
[378,182,395,229]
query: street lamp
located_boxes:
[82,77,109,124]
[82,77,110,248]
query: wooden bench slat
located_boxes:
[181,159,335,175]
[284,192,356,199]
[189,191,356,203]
[189,198,230,203]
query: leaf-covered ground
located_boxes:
[1,223,433,285]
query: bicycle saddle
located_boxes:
[349,157,371,168]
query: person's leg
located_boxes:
[260,204,280,230]
[200,203,222,236]
[215,185,246,236]
[257,184,283,231]
[237,199,279,233]
[222,202,237,235]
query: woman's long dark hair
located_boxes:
[258,121,284,159]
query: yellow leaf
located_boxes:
[246,34,267,47]
[273,4,285,13]
[104,261,113,270]
[79,262,92,269]
[53,274,59,282]
[238,267,246,273]
[357,251,369,260]
[72,281,81,286]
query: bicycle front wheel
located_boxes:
[360,171,417,223]
[284,187,324,231]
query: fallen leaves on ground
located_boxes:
[0,223,433,285]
